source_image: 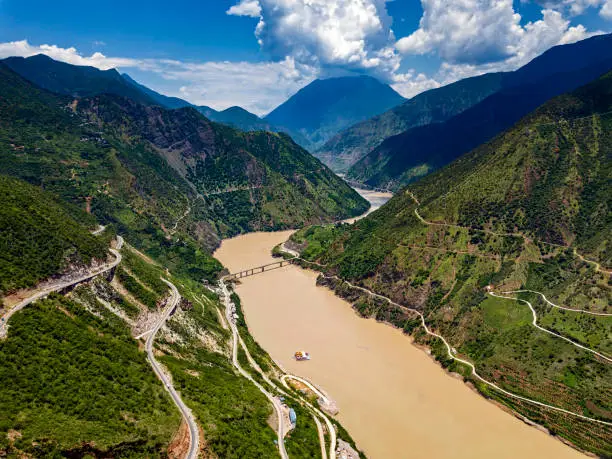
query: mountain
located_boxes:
[196,105,276,132]
[0,61,362,459]
[293,71,612,456]
[347,33,612,189]
[0,175,107,296]
[121,73,193,109]
[316,72,506,172]
[264,75,405,150]
[0,62,368,276]
[3,54,156,105]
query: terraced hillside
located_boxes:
[291,72,612,456]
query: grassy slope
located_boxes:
[0,175,108,297]
[293,74,612,455]
[0,63,367,287]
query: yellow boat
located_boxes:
[294,351,311,361]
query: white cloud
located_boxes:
[0,40,142,70]
[228,0,402,81]
[531,0,612,17]
[0,39,315,115]
[602,0,612,18]
[391,71,441,98]
[434,11,600,84]
[226,0,261,17]
[396,1,602,86]
[158,57,318,115]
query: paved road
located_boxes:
[322,273,612,426]
[280,375,337,458]
[219,279,289,459]
[145,278,200,459]
[0,236,124,339]
[489,291,611,363]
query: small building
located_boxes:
[289,408,297,425]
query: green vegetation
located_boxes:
[160,353,278,458]
[0,175,107,297]
[0,60,367,289]
[296,72,612,456]
[284,403,322,459]
[0,294,180,457]
[347,34,612,190]
[316,72,504,172]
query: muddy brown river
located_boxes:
[215,191,585,459]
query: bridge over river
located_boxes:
[225,258,296,281]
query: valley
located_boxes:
[213,194,588,458]
[0,22,610,458]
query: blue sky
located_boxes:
[0,0,610,114]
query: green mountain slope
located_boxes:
[0,294,180,457]
[265,75,405,150]
[348,33,612,189]
[293,72,612,455]
[0,175,107,297]
[316,72,505,172]
[0,62,367,276]
[3,54,156,105]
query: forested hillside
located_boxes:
[316,72,505,172]
[347,33,612,189]
[0,175,107,297]
[0,62,367,285]
[292,72,612,456]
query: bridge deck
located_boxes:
[226,258,295,280]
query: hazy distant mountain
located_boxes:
[264,75,405,151]
[316,72,506,172]
[3,54,156,105]
[348,33,612,190]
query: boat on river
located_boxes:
[294,351,311,361]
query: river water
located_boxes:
[214,190,584,459]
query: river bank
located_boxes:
[214,191,586,459]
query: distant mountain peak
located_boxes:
[264,74,404,150]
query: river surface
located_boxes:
[214,191,585,459]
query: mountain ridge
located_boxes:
[347,33,612,189]
[293,71,612,456]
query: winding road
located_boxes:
[220,275,341,458]
[145,278,200,459]
[488,291,611,363]
[219,279,289,459]
[0,236,124,339]
[276,242,612,427]
[321,274,612,426]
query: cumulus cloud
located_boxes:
[531,0,612,17]
[228,0,402,81]
[434,10,600,84]
[226,0,261,17]
[602,0,612,18]
[397,0,525,64]
[396,0,602,87]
